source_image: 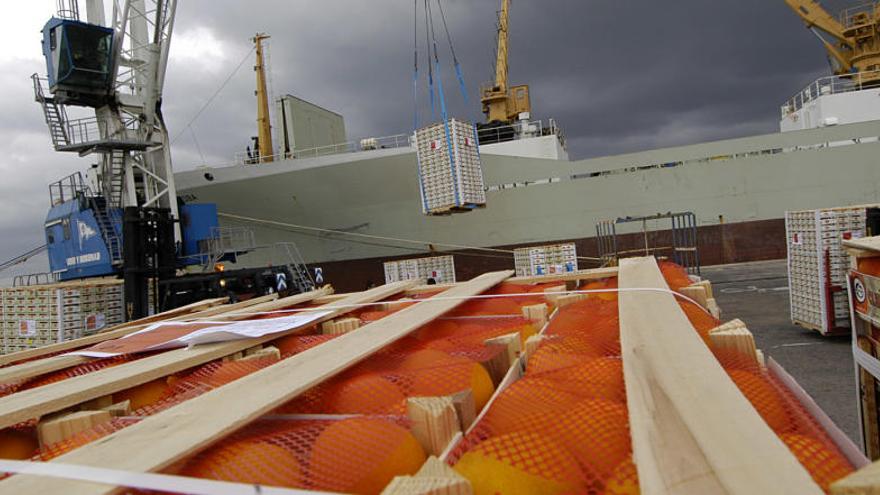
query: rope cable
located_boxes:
[218,212,604,262]
[171,46,256,145]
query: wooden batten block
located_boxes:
[680,285,709,308]
[483,333,522,384]
[521,303,549,327]
[79,395,114,411]
[523,335,544,362]
[543,285,567,304]
[707,298,721,319]
[382,476,472,495]
[321,317,361,336]
[755,349,766,369]
[239,346,281,362]
[698,280,714,299]
[100,400,131,418]
[383,456,473,495]
[38,410,112,448]
[416,456,461,479]
[709,320,760,367]
[449,390,476,431]
[555,293,586,308]
[407,397,461,456]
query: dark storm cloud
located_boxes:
[0,0,851,262]
[166,0,842,164]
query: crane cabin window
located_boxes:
[54,22,114,91]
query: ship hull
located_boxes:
[176,120,880,291]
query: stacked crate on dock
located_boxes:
[414,119,486,215]
[0,279,124,354]
[513,243,578,277]
[383,255,456,284]
[785,205,878,335]
[79,281,125,335]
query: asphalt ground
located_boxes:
[701,260,859,444]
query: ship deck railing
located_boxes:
[229,118,566,167]
[781,69,880,119]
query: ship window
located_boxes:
[62,218,71,240]
[46,228,55,244]
[50,28,57,50]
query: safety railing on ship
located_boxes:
[781,69,880,118]
[234,133,413,165]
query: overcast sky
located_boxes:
[0,0,851,263]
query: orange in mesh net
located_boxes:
[0,427,38,460]
[582,277,619,301]
[175,417,426,495]
[181,437,305,487]
[662,262,856,491]
[603,456,640,495]
[782,433,854,492]
[659,260,693,291]
[453,431,587,495]
[278,346,496,414]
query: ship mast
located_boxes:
[253,33,274,162]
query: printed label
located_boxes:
[18,320,37,337]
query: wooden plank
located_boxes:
[833,459,880,494]
[0,286,355,431]
[0,297,230,367]
[619,257,822,495]
[0,271,511,495]
[844,236,880,255]
[506,266,617,285]
[0,293,284,386]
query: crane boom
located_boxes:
[493,0,510,94]
[784,0,851,45]
[784,0,880,86]
[480,0,531,124]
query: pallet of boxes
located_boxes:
[414,119,486,215]
[786,205,880,335]
[1,279,125,355]
[384,256,456,285]
[0,259,878,494]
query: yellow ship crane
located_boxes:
[481,0,531,124]
[253,33,274,163]
[785,0,880,86]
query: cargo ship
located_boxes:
[175,0,880,292]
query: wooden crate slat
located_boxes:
[618,257,822,495]
[0,287,346,431]
[0,297,230,368]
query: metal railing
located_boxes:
[476,118,566,148]
[234,133,413,165]
[49,172,89,206]
[842,2,878,28]
[781,69,880,118]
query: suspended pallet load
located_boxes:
[415,119,487,215]
[0,259,876,494]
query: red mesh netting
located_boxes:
[166,417,426,495]
[676,268,856,492]
[1,267,857,494]
[449,295,629,494]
